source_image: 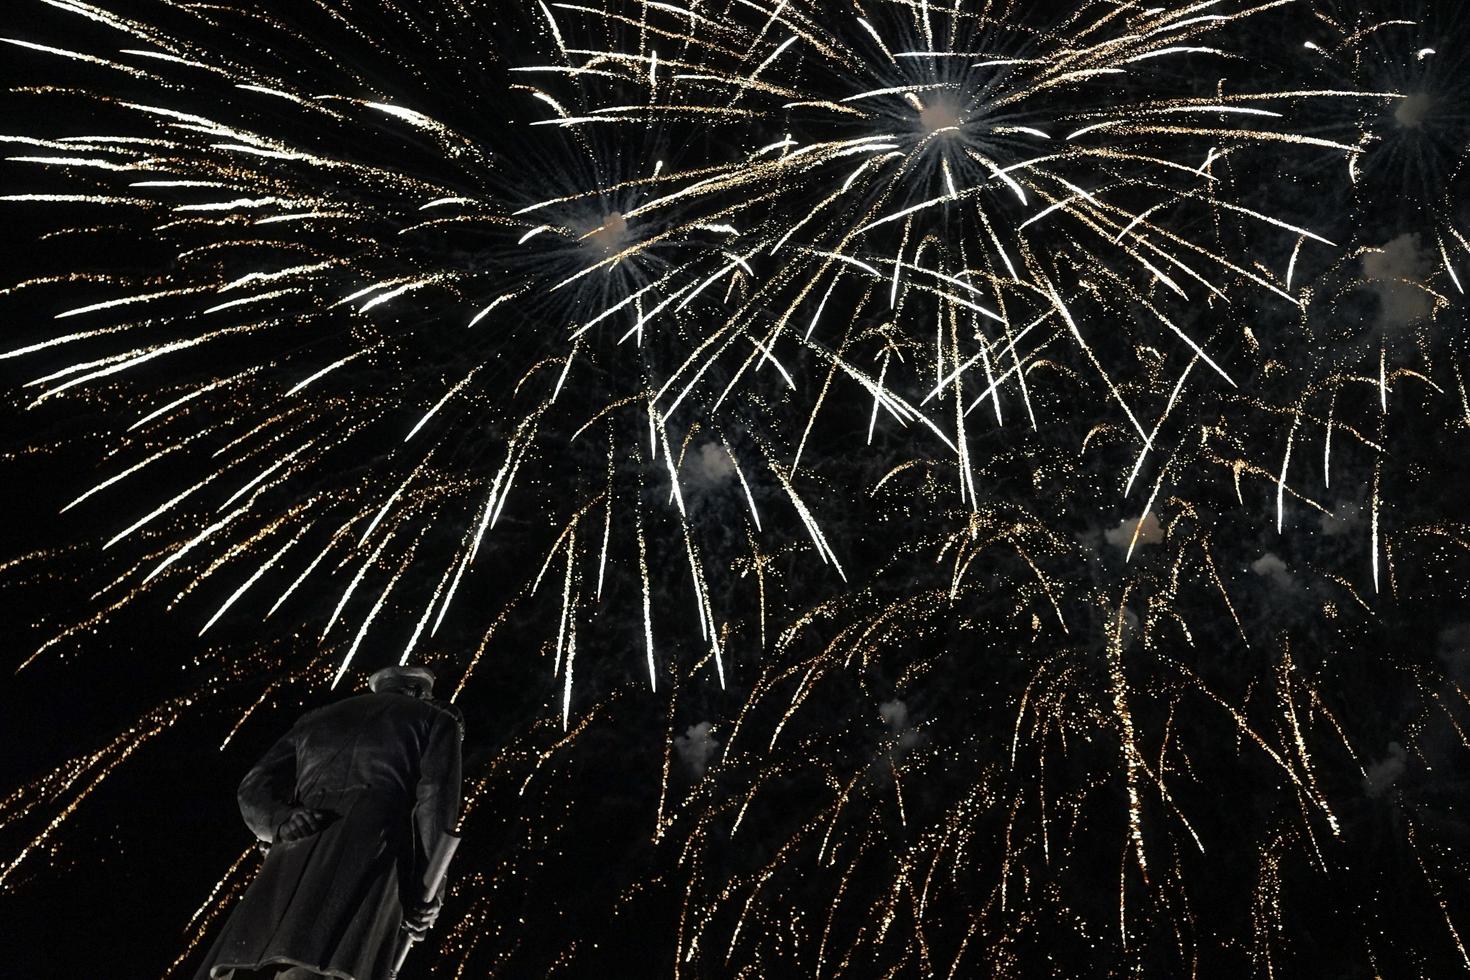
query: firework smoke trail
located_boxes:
[1,0,1469,976]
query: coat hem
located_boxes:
[211,955,359,980]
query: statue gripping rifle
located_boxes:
[197,666,464,980]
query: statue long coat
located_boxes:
[197,691,462,980]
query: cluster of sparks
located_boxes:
[1,0,1469,975]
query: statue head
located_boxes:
[368,665,436,699]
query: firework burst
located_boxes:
[2,0,1469,976]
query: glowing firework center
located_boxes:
[582,210,633,257]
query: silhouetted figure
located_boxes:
[197,666,463,980]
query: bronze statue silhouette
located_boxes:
[197,665,463,980]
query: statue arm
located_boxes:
[236,721,302,843]
[411,707,464,894]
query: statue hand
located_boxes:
[273,807,331,843]
[402,894,443,939]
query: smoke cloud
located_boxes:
[1361,234,1434,329]
[675,721,718,776]
[1104,512,1163,552]
[1362,742,1407,798]
[1250,552,1296,591]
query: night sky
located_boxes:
[3,1,1470,977]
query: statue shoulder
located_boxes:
[427,698,466,740]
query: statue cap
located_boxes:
[368,665,436,695]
